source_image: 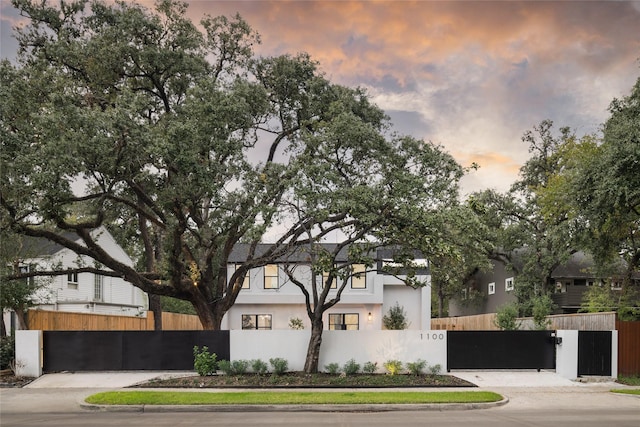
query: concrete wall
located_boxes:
[15,330,42,377]
[230,330,447,373]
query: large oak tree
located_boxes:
[1,0,465,337]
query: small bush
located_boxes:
[217,360,233,375]
[429,363,442,375]
[343,359,360,375]
[383,360,403,375]
[193,346,217,376]
[406,359,427,376]
[231,359,249,374]
[0,335,15,370]
[251,359,268,374]
[324,362,340,374]
[269,357,288,375]
[362,361,378,374]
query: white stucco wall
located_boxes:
[230,330,447,373]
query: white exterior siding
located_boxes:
[21,227,147,318]
[223,262,430,331]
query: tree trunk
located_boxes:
[0,316,7,337]
[191,295,224,330]
[148,294,162,330]
[438,286,444,318]
[14,308,28,330]
[304,318,324,373]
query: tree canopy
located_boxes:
[0,0,466,336]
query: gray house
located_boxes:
[449,251,636,317]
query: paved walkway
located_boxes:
[1,370,636,414]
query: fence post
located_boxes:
[555,330,578,380]
[15,330,43,378]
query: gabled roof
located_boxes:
[20,231,82,257]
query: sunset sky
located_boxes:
[2,1,639,196]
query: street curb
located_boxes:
[80,397,509,413]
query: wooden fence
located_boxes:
[431,312,617,331]
[26,309,202,331]
[431,313,498,330]
[616,320,640,376]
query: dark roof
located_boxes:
[20,232,82,257]
[228,243,365,263]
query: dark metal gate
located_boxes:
[43,330,230,372]
[447,330,556,370]
[578,331,612,376]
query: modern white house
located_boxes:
[221,244,432,331]
[3,226,148,329]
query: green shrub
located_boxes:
[406,359,426,376]
[362,361,378,374]
[342,359,360,375]
[269,357,288,375]
[494,303,520,330]
[324,362,340,374]
[0,335,15,370]
[193,346,217,376]
[382,302,409,330]
[383,360,403,375]
[217,360,233,375]
[251,359,268,374]
[429,363,442,375]
[231,359,249,374]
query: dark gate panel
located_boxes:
[578,331,612,376]
[447,330,556,370]
[44,330,230,372]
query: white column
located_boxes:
[15,330,43,378]
[555,330,578,380]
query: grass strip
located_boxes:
[86,390,503,406]
[610,389,640,396]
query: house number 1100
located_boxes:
[422,333,445,340]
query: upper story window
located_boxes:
[264,264,279,289]
[67,271,79,289]
[233,264,250,289]
[505,277,514,292]
[94,275,103,301]
[329,313,359,330]
[488,282,496,295]
[321,268,337,289]
[242,314,272,330]
[351,264,366,289]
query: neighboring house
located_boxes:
[449,251,637,317]
[4,227,148,328]
[221,244,431,331]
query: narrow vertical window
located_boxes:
[67,271,78,289]
[264,264,279,289]
[351,264,366,289]
[94,275,103,301]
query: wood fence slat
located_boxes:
[26,310,202,331]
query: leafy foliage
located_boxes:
[0,335,15,370]
[324,363,340,374]
[531,294,554,330]
[494,303,520,330]
[406,359,427,376]
[342,359,360,375]
[250,359,268,374]
[382,302,409,330]
[383,360,403,375]
[362,361,378,374]
[269,358,288,375]
[193,346,217,376]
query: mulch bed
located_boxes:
[0,370,33,388]
[134,372,477,388]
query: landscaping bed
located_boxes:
[135,372,476,388]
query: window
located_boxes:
[94,275,103,301]
[329,313,359,330]
[461,288,468,300]
[242,314,272,330]
[321,269,337,289]
[351,264,366,289]
[264,264,279,289]
[488,282,495,295]
[505,277,514,292]
[233,264,250,289]
[19,265,35,287]
[67,271,78,289]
